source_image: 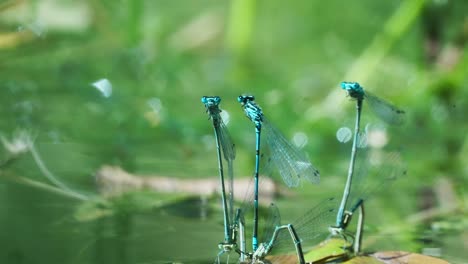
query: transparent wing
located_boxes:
[261,203,281,244]
[218,119,236,224]
[364,91,405,126]
[239,174,270,232]
[237,175,278,254]
[347,148,407,214]
[271,197,338,253]
[218,119,236,162]
[261,117,320,187]
[291,197,338,245]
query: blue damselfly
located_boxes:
[334,82,406,252]
[202,96,242,261]
[237,95,320,251]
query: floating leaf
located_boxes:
[367,251,450,264]
[267,245,450,264]
[303,237,352,263]
[263,238,351,264]
[74,198,113,222]
[74,191,189,222]
[343,256,383,264]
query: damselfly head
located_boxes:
[341,82,361,91]
[237,95,255,105]
[201,96,221,106]
[341,82,364,100]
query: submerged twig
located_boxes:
[1,171,88,201]
[0,130,90,201]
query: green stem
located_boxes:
[226,0,256,58]
[344,0,427,83]
[127,0,143,45]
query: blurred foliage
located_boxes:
[0,0,467,263]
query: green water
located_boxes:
[0,181,222,263]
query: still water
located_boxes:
[1,175,465,264]
[0,181,221,264]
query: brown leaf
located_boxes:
[369,251,450,264]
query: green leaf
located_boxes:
[303,237,352,263]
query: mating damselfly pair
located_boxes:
[201,82,406,264]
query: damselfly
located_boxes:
[334,82,406,253]
[202,96,241,260]
[237,95,320,251]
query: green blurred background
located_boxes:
[0,0,467,263]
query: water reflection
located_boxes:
[160,196,210,220]
[0,181,220,264]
